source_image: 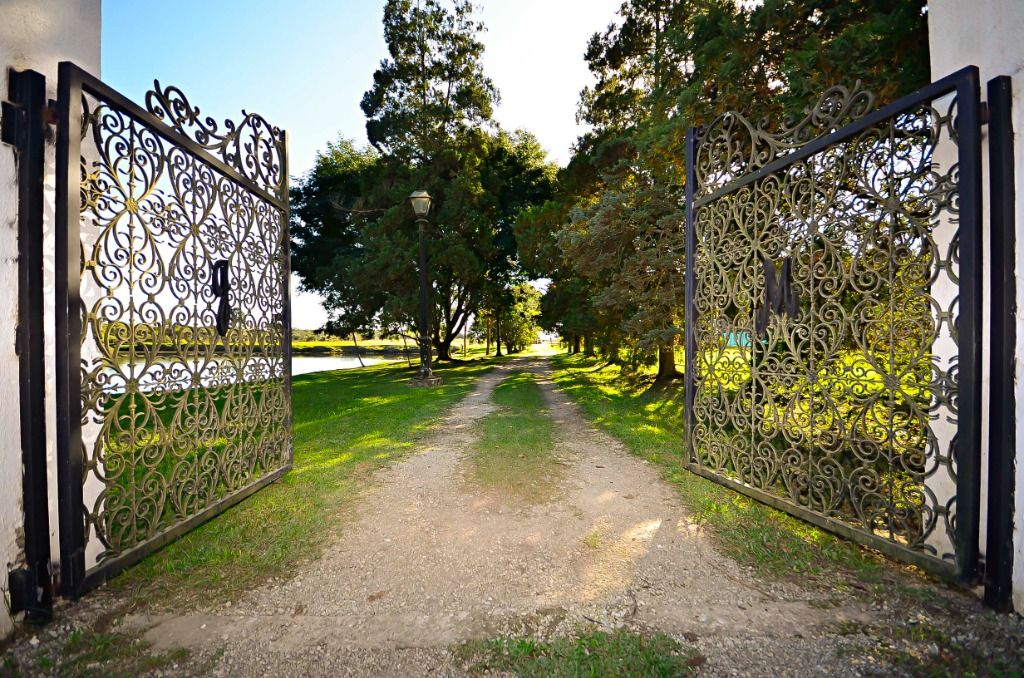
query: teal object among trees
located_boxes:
[725,331,751,348]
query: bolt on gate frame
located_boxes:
[683,65,1014,598]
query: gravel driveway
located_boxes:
[6,357,1022,676]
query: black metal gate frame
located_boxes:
[684,66,984,582]
[2,68,53,620]
[54,61,293,597]
[984,75,1017,612]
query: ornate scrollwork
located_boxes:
[690,88,962,567]
[145,82,286,201]
[695,83,875,198]
[77,86,290,563]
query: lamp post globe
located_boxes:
[409,190,440,386]
[409,190,432,218]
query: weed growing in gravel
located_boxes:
[454,629,698,677]
[851,616,1024,677]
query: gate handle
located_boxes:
[211,260,231,336]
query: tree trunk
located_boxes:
[655,345,679,384]
[401,333,413,368]
[486,316,491,355]
[607,340,622,364]
[435,336,454,361]
[571,334,581,354]
[351,333,365,367]
[583,334,594,356]
[495,311,503,357]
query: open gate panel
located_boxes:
[54,62,292,596]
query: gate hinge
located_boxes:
[1,100,25,146]
[0,98,57,148]
[7,566,52,623]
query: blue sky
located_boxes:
[102,0,621,328]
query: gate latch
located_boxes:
[211,260,231,336]
[1,100,25,147]
[755,256,800,335]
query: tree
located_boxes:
[563,0,691,383]
[361,0,497,163]
[292,2,554,361]
[531,0,929,383]
[290,139,381,337]
[498,284,542,353]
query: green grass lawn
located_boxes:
[109,357,496,606]
[468,372,561,502]
[549,351,886,585]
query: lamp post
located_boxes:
[409,190,441,386]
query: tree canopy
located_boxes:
[519,0,929,382]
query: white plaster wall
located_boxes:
[929,0,1024,613]
[0,0,100,638]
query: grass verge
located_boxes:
[109,358,494,606]
[468,372,561,502]
[548,352,885,585]
[2,627,196,678]
[863,616,1024,677]
[453,629,699,677]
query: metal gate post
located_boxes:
[985,74,1016,612]
[1,68,53,621]
[281,129,295,467]
[54,61,86,597]
[683,127,697,462]
[955,67,984,583]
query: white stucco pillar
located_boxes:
[0,0,100,638]
[929,0,1024,613]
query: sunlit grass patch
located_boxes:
[549,352,885,584]
[468,372,562,503]
[108,358,495,606]
[453,629,698,677]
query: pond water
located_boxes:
[97,354,396,395]
[291,354,394,376]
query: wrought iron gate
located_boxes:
[684,67,982,579]
[55,62,293,596]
